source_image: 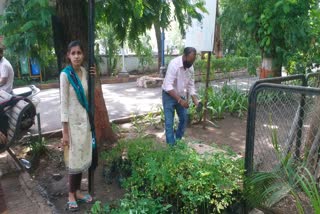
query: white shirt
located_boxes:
[0,57,14,93]
[162,55,196,97]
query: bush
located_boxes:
[100,138,244,213]
[190,85,248,121]
[194,56,261,78]
[91,192,171,214]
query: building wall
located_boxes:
[97,54,179,76]
[98,55,158,75]
[0,0,7,43]
[0,0,7,15]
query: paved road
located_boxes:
[30,76,258,134]
[30,82,163,133]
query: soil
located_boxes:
[12,113,310,213]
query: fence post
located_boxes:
[295,77,307,158]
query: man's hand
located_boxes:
[179,99,189,109]
[191,95,199,107]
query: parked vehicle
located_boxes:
[0,85,41,152]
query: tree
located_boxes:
[220,0,318,77]
[96,23,120,76]
[54,0,116,144]
[219,0,259,57]
[0,0,53,70]
[101,0,206,71]
[214,0,223,58]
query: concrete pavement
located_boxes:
[30,82,163,134]
[30,76,257,134]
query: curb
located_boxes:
[35,75,141,90]
[29,111,161,139]
[18,171,56,213]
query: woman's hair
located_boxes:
[67,40,84,53]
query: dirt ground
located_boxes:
[12,113,312,213]
[15,114,246,213]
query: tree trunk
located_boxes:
[54,0,116,145]
[259,55,282,78]
[94,76,117,144]
[154,23,162,72]
[214,0,223,58]
[55,0,88,67]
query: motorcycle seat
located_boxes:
[0,90,12,104]
[12,87,32,97]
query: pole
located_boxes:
[121,45,126,72]
[119,44,128,77]
[159,28,166,77]
[88,0,96,195]
[161,28,165,67]
[202,51,211,129]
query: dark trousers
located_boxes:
[69,173,82,193]
[0,182,7,213]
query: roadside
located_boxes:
[0,71,256,214]
[0,152,54,214]
[29,71,256,134]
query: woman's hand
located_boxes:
[89,65,96,76]
[62,123,69,147]
[0,132,7,145]
[62,134,69,147]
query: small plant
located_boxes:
[27,137,47,168]
[197,85,248,121]
[91,192,171,214]
[131,114,145,136]
[29,137,47,158]
[245,127,320,213]
[111,123,120,135]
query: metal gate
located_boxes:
[244,73,320,212]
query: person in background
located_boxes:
[162,47,200,145]
[60,40,95,211]
[0,44,14,93]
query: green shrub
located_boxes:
[101,138,244,213]
[194,56,261,79]
[91,192,171,214]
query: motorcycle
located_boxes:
[0,85,41,154]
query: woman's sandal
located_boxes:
[66,201,80,212]
[76,194,93,204]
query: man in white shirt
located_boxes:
[162,47,199,145]
[0,45,14,93]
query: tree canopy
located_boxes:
[220,0,320,74]
[99,0,206,43]
[0,0,53,67]
[99,0,207,69]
